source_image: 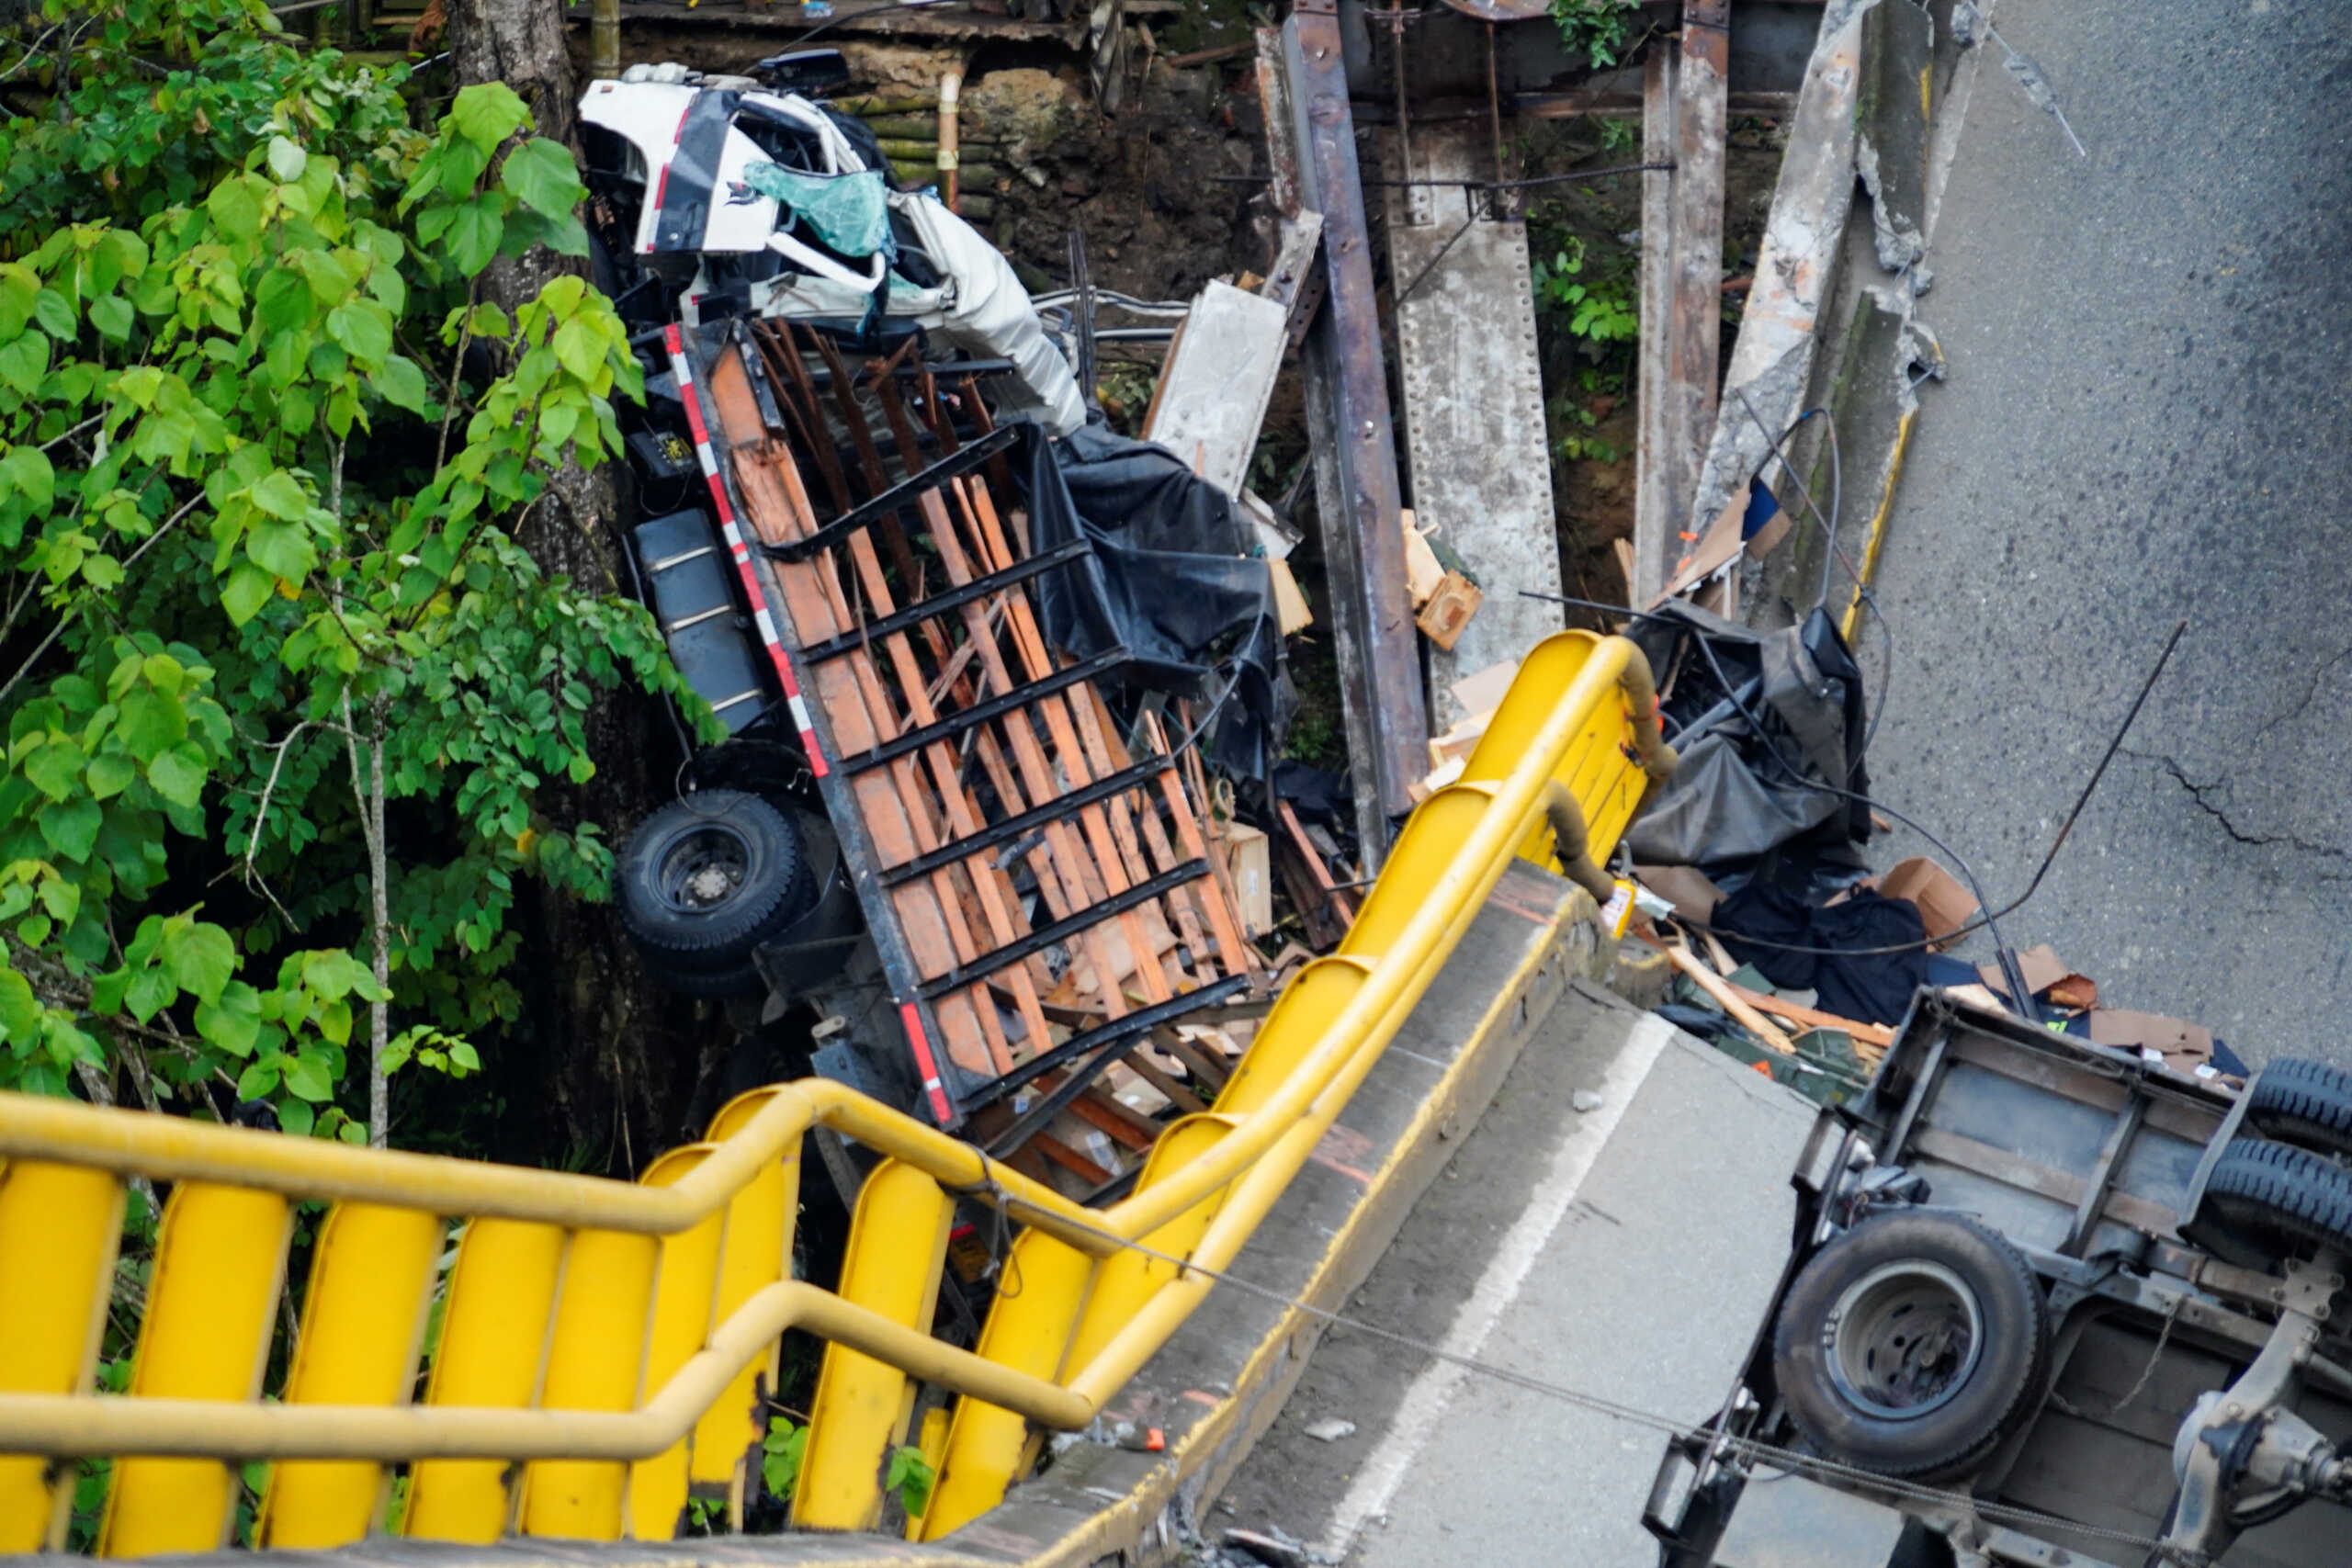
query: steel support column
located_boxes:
[1268,10,1429,862]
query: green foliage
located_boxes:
[762,1416,808,1501]
[886,1443,936,1521]
[1547,0,1641,70]
[0,4,699,1142]
[1596,116,1638,154]
[1532,236,1639,351]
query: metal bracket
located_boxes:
[2273,1258,2346,1322]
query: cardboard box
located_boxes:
[1976,943,2098,1009]
[1879,857,1980,950]
[1269,558,1313,636]
[2088,1008,2213,1072]
[1449,659,1519,717]
[1634,863,1724,924]
[1219,824,1274,937]
[1401,508,1444,607]
[1416,572,1483,650]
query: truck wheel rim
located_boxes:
[657,822,752,914]
[1825,1259,1984,1421]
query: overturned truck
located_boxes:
[579,60,1283,1195]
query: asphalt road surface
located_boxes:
[1864,0,2352,1067]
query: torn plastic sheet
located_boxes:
[1018,421,1291,783]
[1623,601,1871,865]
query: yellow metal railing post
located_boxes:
[0,634,1670,1554]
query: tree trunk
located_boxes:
[450,0,704,1171]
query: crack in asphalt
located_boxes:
[2127,749,2352,875]
[2249,639,2352,744]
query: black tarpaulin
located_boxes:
[1623,601,1871,866]
[1021,421,1290,780]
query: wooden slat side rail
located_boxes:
[691,324,1261,1144]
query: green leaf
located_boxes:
[373,355,429,413]
[450,1040,481,1072]
[244,522,316,582]
[235,1059,279,1100]
[300,949,384,1002]
[146,747,206,809]
[249,470,311,520]
[22,739,84,801]
[2,446,53,513]
[0,331,49,394]
[194,980,262,1057]
[550,318,601,381]
[267,134,308,184]
[450,82,530,153]
[277,1099,315,1137]
[445,201,503,277]
[88,294,134,342]
[325,300,392,365]
[85,751,135,800]
[499,138,586,221]
[282,1051,334,1101]
[161,920,234,1004]
[0,967,39,1044]
[115,690,187,763]
[36,797,101,862]
[141,653,187,696]
[37,876,78,928]
[220,562,276,626]
[125,964,175,1023]
[886,1445,934,1518]
[30,288,73,339]
[207,175,263,241]
[254,269,311,333]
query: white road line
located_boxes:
[1317,1012,1677,1562]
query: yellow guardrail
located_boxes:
[0,630,1669,1556]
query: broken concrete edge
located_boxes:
[961,869,1607,1567]
[1668,0,1872,604]
[1670,0,1958,622]
[1762,0,1960,628]
[98,870,1607,1568]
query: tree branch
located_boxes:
[0,488,204,712]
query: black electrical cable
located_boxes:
[1672,619,2188,960]
[1678,617,2039,1011]
[1725,393,1897,754]
[1515,592,2186,963]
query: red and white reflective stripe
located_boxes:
[899,1001,953,1124]
[662,325,831,778]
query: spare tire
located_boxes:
[618,791,815,994]
[2200,1136,2352,1265]
[1772,1211,2050,1481]
[2245,1058,2352,1158]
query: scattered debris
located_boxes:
[1301,1417,1357,1442]
[1877,856,1980,950]
[1223,1526,1311,1568]
[1571,1089,1606,1113]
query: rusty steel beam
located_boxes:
[1269,8,1429,860]
[1633,46,1679,604]
[1674,0,1731,529]
[1632,3,1732,604]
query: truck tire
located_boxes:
[618,791,814,994]
[1772,1211,2049,1481]
[2200,1137,2352,1263]
[2244,1058,2352,1158]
